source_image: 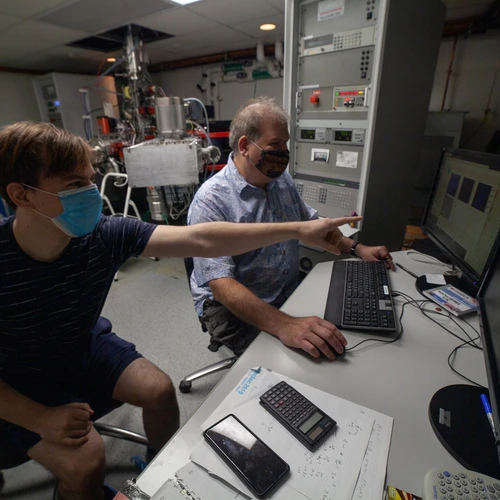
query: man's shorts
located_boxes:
[0,317,143,457]
[200,299,261,356]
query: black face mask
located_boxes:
[250,141,290,179]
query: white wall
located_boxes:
[154,33,500,153]
[0,72,40,127]
[153,66,283,120]
[429,33,500,151]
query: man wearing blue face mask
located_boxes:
[0,121,361,500]
[189,97,395,359]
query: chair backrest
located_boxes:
[184,257,194,288]
[184,257,210,337]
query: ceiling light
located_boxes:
[169,0,202,5]
[106,57,116,62]
[260,23,276,31]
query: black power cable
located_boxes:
[344,290,484,387]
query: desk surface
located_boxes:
[138,251,486,497]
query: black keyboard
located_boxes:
[342,261,396,331]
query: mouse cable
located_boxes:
[391,291,484,386]
[344,293,419,352]
[447,337,485,388]
[406,250,452,268]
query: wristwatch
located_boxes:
[350,241,361,256]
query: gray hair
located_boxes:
[229,97,289,154]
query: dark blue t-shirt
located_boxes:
[0,215,156,375]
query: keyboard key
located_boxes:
[342,261,395,331]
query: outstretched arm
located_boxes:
[141,216,361,258]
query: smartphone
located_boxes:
[203,414,290,498]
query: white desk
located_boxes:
[137,251,487,497]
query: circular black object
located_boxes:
[428,384,500,479]
[179,381,192,393]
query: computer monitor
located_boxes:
[477,241,500,471]
[428,237,500,479]
[420,148,500,297]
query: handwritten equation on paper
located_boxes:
[279,376,394,500]
[232,399,374,500]
[353,416,393,500]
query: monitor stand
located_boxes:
[429,384,500,479]
[415,273,477,298]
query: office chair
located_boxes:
[178,257,237,393]
[0,422,148,493]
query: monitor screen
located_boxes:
[478,242,500,465]
[422,149,500,292]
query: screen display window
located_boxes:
[299,411,323,434]
[423,151,500,281]
[301,129,316,140]
[472,183,492,212]
[335,130,352,142]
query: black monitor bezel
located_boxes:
[477,237,500,460]
[421,148,500,292]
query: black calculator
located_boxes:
[259,381,337,451]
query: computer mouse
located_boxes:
[331,346,346,359]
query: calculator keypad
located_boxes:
[261,381,316,426]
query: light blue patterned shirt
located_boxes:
[188,154,317,316]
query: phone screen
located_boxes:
[204,415,289,497]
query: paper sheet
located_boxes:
[425,274,446,285]
[336,151,359,169]
[176,460,309,500]
[318,0,345,21]
[192,395,373,500]
[198,368,393,500]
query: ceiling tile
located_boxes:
[135,7,221,36]
[0,21,90,52]
[0,13,22,30]
[45,45,107,62]
[0,0,74,19]
[265,0,285,13]
[38,0,175,33]
[145,25,252,54]
[0,46,38,64]
[188,0,281,25]
[231,13,284,38]
[186,25,254,45]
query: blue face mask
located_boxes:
[23,183,103,237]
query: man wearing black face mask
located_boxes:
[188,97,394,360]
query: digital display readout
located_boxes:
[335,130,352,142]
[299,411,323,434]
[336,90,364,96]
[301,129,316,140]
